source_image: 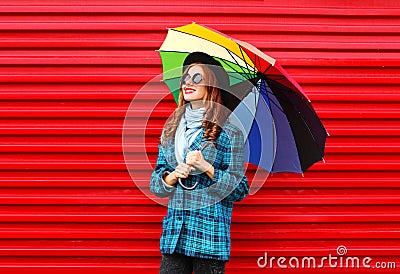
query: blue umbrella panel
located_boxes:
[227,77,326,174]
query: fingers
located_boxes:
[186,150,202,159]
[186,150,203,166]
[174,162,192,178]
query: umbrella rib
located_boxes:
[255,54,266,78]
[225,49,250,79]
[217,58,252,82]
[262,64,273,75]
[230,74,250,82]
[241,45,257,79]
[265,93,284,114]
[245,85,278,172]
[261,81,285,114]
[296,107,325,163]
[256,55,262,75]
[238,45,256,79]
[242,88,262,146]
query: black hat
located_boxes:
[182,52,230,92]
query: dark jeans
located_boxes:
[159,252,226,274]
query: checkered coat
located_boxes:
[150,122,249,261]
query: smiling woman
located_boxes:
[150,52,249,273]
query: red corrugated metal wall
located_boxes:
[1,0,399,273]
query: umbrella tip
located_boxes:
[326,131,331,137]
[192,21,197,24]
[322,158,326,164]
[301,173,304,177]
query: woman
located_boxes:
[150,52,249,274]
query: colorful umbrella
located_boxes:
[158,23,328,174]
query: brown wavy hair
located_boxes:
[160,62,229,146]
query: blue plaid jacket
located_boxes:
[150,122,249,261]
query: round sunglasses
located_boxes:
[181,72,203,85]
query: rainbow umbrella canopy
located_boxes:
[158,23,328,174]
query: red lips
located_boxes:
[184,87,196,94]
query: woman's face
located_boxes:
[181,64,208,103]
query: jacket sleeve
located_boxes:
[209,125,249,202]
[149,143,176,198]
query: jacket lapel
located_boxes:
[188,128,207,151]
[163,135,178,168]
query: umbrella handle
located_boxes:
[177,178,199,190]
[177,141,214,190]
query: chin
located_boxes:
[184,96,198,101]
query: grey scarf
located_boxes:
[175,104,205,163]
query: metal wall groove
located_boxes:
[0,1,399,273]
